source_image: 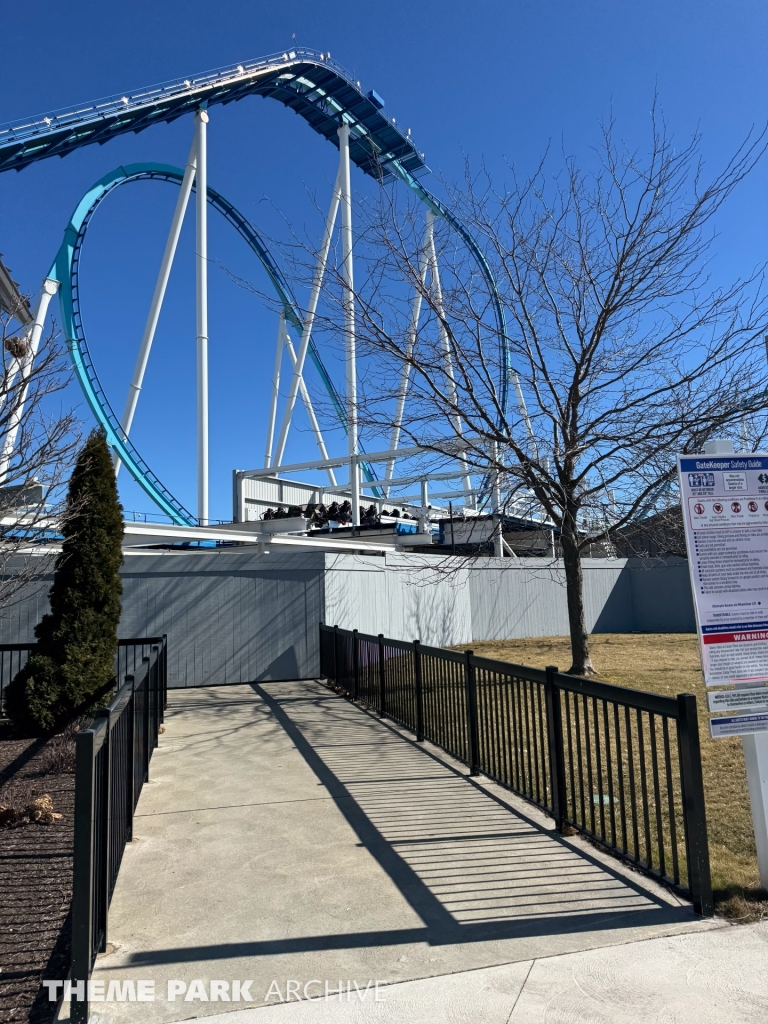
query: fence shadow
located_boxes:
[251,684,692,945]
[124,681,698,972]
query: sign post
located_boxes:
[679,442,768,887]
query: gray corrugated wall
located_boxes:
[626,557,696,632]
[118,550,326,685]
[0,550,695,685]
[324,553,695,642]
[466,557,694,639]
[467,559,631,639]
[323,552,473,646]
[0,550,326,687]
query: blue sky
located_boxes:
[2,1,768,520]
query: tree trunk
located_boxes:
[561,521,596,676]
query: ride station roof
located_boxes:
[0,49,429,180]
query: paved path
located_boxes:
[59,680,744,1024]
[194,921,768,1024]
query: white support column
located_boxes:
[274,168,341,467]
[384,211,433,496]
[743,733,768,887]
[513,372,537,454]
[417,477,430,534]
[740,413,749,453]
[115,136,198,477]
[0,278,59,484]
[428,225,473,506]
[338,124,359,526]
[492,441,504,558]
[283,331,337,486]
[195,107,209,525]
[264,312,285,469]
[0,282,55,412]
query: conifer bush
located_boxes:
[6,430,124,734]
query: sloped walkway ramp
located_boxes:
[61,680,714,1023]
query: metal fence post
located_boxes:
[161,634,168,715]
[414,639,424,741]
[71,729,95,1024]
[151,646,159,746]
[464,650,480,776]
[333,625,339,684]
[126,675,135,836]
[677,693,714,916]
[353,629,359,699]
[142,657,151,782]
[544,666,567,831]
[378,633,386,717]
[96,710,111,951]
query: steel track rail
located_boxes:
[4,48,517,518]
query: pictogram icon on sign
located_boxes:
[732,501,742,513]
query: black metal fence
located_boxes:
[0,639,167,717]
[320,623,713,917]
[70,636,167,1023]
[0,643,34,712]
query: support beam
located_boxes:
[492,441,504,558]
[283,331,337,486]
[242,439,471,480]
[264,312,285,469]
[362,469,468,490]
[384,211,433,495]
[273,167,341,467]
[420,477,429,509]
[115,135,197,477]
[338,123,359,527]
[401,486,485,501]
[195,107,209,525]
[1,280,59,413]
[0,278,60,484]
[740,412,749,453]
[427,224,473,506]
[501,536,519,560]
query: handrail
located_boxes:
[70,636,167,1023]
[551,668,679,717]
[326,625,679,715]
[320,623,713,917]
[1,639,166,716]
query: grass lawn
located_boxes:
[452,633,760,897]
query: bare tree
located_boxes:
[301,110,768,674]
[0,307,79,606]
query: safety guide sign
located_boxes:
[679,454,768,690]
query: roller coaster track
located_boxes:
[0,48,514,520]
[48,162,372,524]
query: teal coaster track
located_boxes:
[0,48,512,522]
[47,162,376,525]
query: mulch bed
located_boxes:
[0,735,74,1024]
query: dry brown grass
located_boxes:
[452,633,761,897]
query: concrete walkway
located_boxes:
[58,680,762,1024]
